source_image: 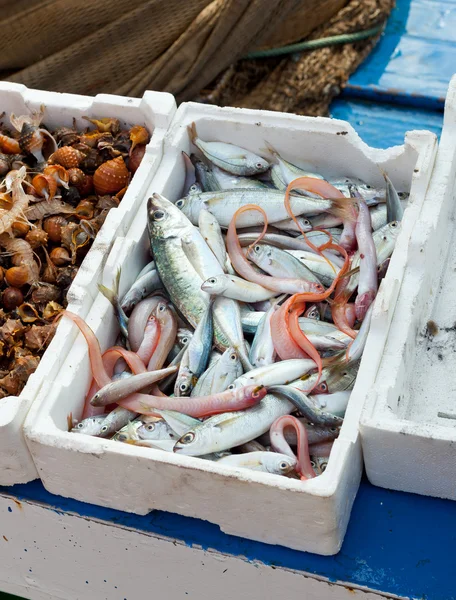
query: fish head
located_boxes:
[201,275,229,295]
[177,328,193,347]
[264,453,297,475]
[247,243,269,264]
[386,220,401,239]
[137,419,177,441]
[174,367,194,397]
[242,384,267,405]
[248,155,270,175]
[71,416,104,436]
[147,193,191,239]
[173,428,205,455]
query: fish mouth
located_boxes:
[147,192,166,214]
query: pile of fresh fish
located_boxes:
[69,123,406,480]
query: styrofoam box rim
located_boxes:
[359,75,456,493]
[0,83,176,485]
[24,102,437,553]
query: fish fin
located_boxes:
[340,265,360,279]
[188,122,197,144]
[98,283,116,307]
[215,414,243,430]
[328,197,358,222]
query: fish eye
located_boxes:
[319,383,328,392]
[382,235,387,241]
[303,219,311,226]
[182,336,189,344]
[311,460,316,468]
[189,185,198,193]
[279,461,289,470]
[176,199,185,208]
[320,462,328,472]
[255,162,264,169]
[101,425,108,433]
[153,210,165,221]
[158,304,166,312]
[147,424,155,431]
[180,432,195,444]
[390,221,398,228]
[228,383,235,390]
[208,277,217,284]
[330,427,337,432]
[180,383,188,392]
[254,245,261,253]
[365,184,372,189]
[229,352,237,361]
[77,422,84,428]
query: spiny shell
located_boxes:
[48,146,84,169]
[93,156,129,195]
[19,124,42,156]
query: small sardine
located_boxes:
[232,359,316,390]
[173,393,294,456]
[268,385,343,427]
[202,274,278,302]
[216,451,296,475]
[71,415,105,436]
[189,122,270,176]
[99,270,129,341]
[249,306,276,367]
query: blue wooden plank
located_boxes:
[2,478,455,600]
[345,0,456,108]
[330,98,443,148]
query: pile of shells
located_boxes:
[0,109,150,397]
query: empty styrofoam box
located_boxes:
[359,76,456,500]
[24,103,437,555]
[0,83,176,485]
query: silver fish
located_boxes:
[232,359,316,390]
[91,366,177,407]
[198,209,229,271]
[173,393,293,456]
[71,415,105,436]
[189,122,269,176]
[209,346,243,394]
[147,194,209,329]
[120,265,162,314]
[190,154,220,192]
[178,188,351,229]
[267,385,343,427]
[249,306,275,367]
[248,243,322,284]
[202,274,278,302]
[310,391,351,418]
[216,451,296,475]
[213,297,252,370]
[98,407,138,438]
[211,164,269,190]
[137,419,179,441]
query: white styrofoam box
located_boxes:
[24,103,437,555]
[0,83,176,485]
[359,76,456,499]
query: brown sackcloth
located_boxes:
[198,0,395,116]
[2,0,346,100]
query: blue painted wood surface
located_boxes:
[331,98,443,148]
[345,0,456,108]
[2,478,455,600]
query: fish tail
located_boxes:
[328,197,358,222]
[188,122,197,144]
[98,283,117,308]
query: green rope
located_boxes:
[243,23,385,59]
